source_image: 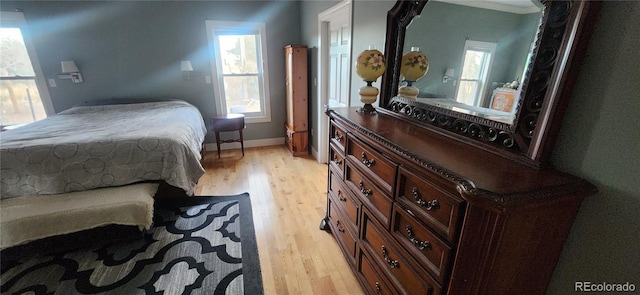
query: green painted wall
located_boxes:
[1,0,301,143]
[547,1,640,293]
[299,0,341,154]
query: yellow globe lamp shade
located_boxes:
[400,47,429,82]
[355,49,386,82]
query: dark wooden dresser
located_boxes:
[321,107,597,295]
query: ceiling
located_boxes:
[434,0,542,14]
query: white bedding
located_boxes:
[0,100,207,199]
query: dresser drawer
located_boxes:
[345,163,392,228]
[346,136,397,195]
[330,120,347,154]
[391,204,453,284]
[329,143,345,179]
[397,167,464,243]
[329,168,359,232]
[328,196,358,262]
[360,209,442,295]
[356,245,398,295]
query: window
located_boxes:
[206,21,270,123]
[1,11,53,127]
[455,40,496,106]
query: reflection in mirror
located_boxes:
[401,0,542,125]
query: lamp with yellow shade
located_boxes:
[399,47,429,99]
[354,47,386,114]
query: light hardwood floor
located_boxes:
[196,145,364,295]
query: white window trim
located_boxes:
[455,40,497,106]
[1,11,55,117]
[205,20,271,124]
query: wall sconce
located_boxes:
[58,60,83,83]
[443,68,455,84]
[181,60,198,80]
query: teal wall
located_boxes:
[547,1,640,293]
[299,0,341,152]
[2,0,301,143]
[405,1,539,101]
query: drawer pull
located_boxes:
[381,245,399,268]
[333,131,343,142]
[412,187,440,211]
[361,151,376,167]
[359,180,373,197]
[336,220,345,233]
[332,154,343,166]
[406,224,432,250]
[375,282,381,294]
[338,190,347,202]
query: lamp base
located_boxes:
[398,84,419,99]
[358,84,379,115]
[358,103,377,114]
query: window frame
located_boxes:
[0,11,54,125]
[205,20,271,123]
[454,40,497,106]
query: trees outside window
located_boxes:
[206,21,271,123]
[1,12,53,126]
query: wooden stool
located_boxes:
[211,113,245,159]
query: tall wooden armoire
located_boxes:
[284,45,309,157]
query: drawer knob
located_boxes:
[412,187,440,211]
[381,245,400,268]
[333,131,343,142]
[406,224,432,250]
[332,154,343,166]
[375,282,381,294]
[361,152,376,167]
[338,190,347,202]
[336,220,345,233]
[359,180,373,197]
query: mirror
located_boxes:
[403,0,543,125]
[380,0,600,167]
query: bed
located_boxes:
[0,100,207,248]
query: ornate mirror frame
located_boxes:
[380,0,600,168]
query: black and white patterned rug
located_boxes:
[0,193,263,295]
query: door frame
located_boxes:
[317,0,352,163]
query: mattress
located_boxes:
[0,100,207,199]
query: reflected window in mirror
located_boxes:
[455,40,496,107]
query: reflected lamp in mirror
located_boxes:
[181,60,198,80]
[398,47,428,99]
[443,68,455,84]
[354,47,386,114]
[59,60,83,83]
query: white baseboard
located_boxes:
[311,146,323,163]
[204,137,285,151]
